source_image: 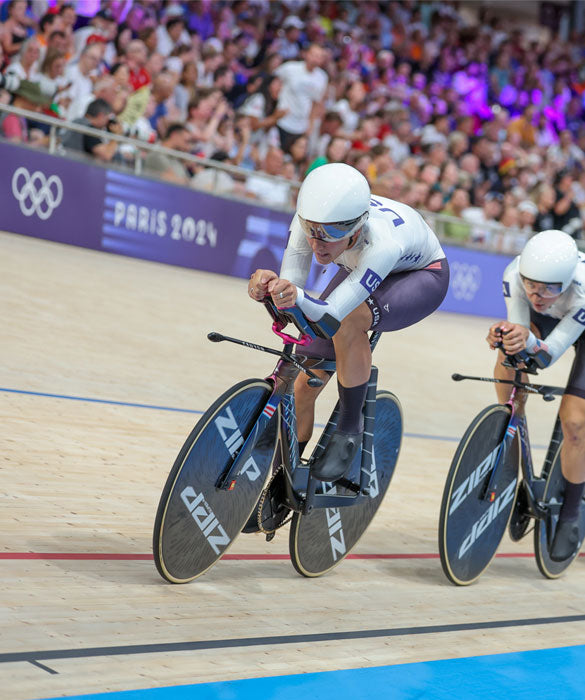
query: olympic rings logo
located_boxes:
[450,261,482,301]
[11,166,63,220]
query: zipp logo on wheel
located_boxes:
[181,487,230,555]
[449,444,500,515]
[12,166,63,220]
[458,478,517,559]
[215,406,261,481]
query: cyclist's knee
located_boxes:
[334,305,371,343]
[560,396,585,445]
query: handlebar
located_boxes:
[495,336,551,376]
[262,297,340,346]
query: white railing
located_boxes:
[0,102,535,254]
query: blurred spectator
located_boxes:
[124,40,151,92]
[275,43,328,152]
[64,43,102,119]
[191,150,242,196]
[144,122,192,184]
[186,88,229,156]
[197,43,223,87]
[333,80,366,134]
[37,47,67,103]
[72,74,128,121]
[534,183,557,231]
[553,169,582,238]
[148,72,179,136]
[441,188,471,241]
[506,105,537,148]
[517,200,538,232]
[44,29,69,59]
[4,36,40,81]
[548,129,585,171]
[1,0,32,60]
[72,8,116,59]
[156,15,189,58]
[383,119,412,164]
[307,108,342,159]
[306,135,350,174]
[174,61,198,118]
[60,97,123,162]
[274,15,303,60]
[36,12,63,61]
[239,74,286,147]
[287,133,309,176]
[246,146,291,207]
[137,27,158,56]
[1,78,50,144]
[462,191,503,246]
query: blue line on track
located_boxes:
[0,386,203,415]
[0,386,548,448]
[39,644,585,700]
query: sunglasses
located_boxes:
[520,275,563,298]
[298,213,366,242]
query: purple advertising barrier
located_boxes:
[0,142,105,249]
[0,143,328,290]
[438,243,512,319]
[0,143,513,318]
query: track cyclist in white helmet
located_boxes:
[248,163,449,482]
[487,229,585,561]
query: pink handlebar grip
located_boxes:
[272,321,312,346]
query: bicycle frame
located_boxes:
[212,303,382,515]
[464,367,564,522]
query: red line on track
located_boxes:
[3,552,582,561]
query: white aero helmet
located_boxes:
[297,163,370,242]
[519,229,579,293]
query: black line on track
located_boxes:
[3,614,585,664]
[29,659,58,674]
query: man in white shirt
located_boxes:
[64,43,103,120]
[275,43,328,152]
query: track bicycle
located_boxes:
[439,349,585,586]
[153,298,403,583]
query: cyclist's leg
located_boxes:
[295,369,331,446]
[312,258,450,481]
[550,346,585,560]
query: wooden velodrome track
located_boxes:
[1,228,584,699]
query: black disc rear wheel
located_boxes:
[534,441,585,578]
[289,391,403,577]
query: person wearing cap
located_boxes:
[274,15,304,60]
[1,78,52,143]
[487,230,585,563]
[72,8,116,59]
[247,163,448,484]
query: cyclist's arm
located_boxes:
[279,214,313,289]
[296,237,401,322]
[526,311,585,364]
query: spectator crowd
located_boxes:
[1,0,584,249]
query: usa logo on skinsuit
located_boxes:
[503,281,511,297]
[360,269,382,293]
[573,308,585,326]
